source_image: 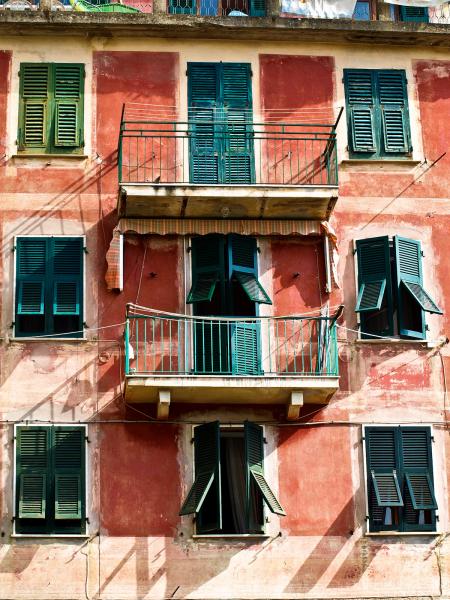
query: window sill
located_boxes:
[366,531,438,537]
[340,159,422,172]
[11,534,90,539]
[10,337,88,343]
[192,534,271,540]
[354,338,428,345]
[11,154,88,159]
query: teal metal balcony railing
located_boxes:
[118,107,339,187]
[124,308,339,378]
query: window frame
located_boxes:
[17,62,85,156]
[12,235,86,341]
[12,423,89,538]
[188,423,277,537]
[362,424,438,534]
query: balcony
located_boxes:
[123,306,340,419]
[118,105,339,221]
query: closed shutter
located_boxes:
[400,427,437,528]
[222,64,254,184]
[188,63,220,184]
[54,427,84,520]
[400,6,428,22]
[16,238,47,318]
[378,71,410,154]
[52,238,83,317]
[249,0,265,16]
[179,421,222,533]
[54,64,84,148]
[19,64,50,152]
[365,427,403,530]
[16,427,49,519]
[344,70,376,154]
[244,422,285,517]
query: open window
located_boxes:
[180,421,285,534]
[365,426,437,532]
[355,236,442,339]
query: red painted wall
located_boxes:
[0,51,10,158]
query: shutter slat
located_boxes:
[53,281,80,315]
[17,427,49,520]
[350,107,376,152]
[400,6,428,22]
[405,473,437,510]
[55,102,79,147]
[54,64,83,99]
[378,71,409,154]
[18,239,47,275]
[402,281,442,315]
[19,474,46,519]
[233,271,271,305]
[24,102,47,147]
[55,474,82,519]
[355,236,390,320]
[53,427,84,522]
[54,239,82,275]
[231,322,261,375]
[18,281,44,315]
[22,64,49,98]
[187,272,219,304]
[355,279,386,313]
[371,470,404,507]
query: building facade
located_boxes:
[0,1,449,598]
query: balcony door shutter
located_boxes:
[400,427,437,530]
[179,421,222,533]
[16,427,49,520]
[365,427,403,531]
[344,70,376,154]
[222,64,254,184]
[377,71,410,154]
[19,64,50,152]
[244,421,285,522]
[16,239,47,317]
[54,64,84,149]
[54,427,85,520]
[188,63,221,183]
[400,6,428,22]
[52,238,83,318]
[187,235,225,304]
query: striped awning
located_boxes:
[105,218,333,290]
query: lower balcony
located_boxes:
[124,306,340,419]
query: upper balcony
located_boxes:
[117,104,339,221]
[123,305,340,419]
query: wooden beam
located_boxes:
[157,390,171,420]
[287,391,303,421]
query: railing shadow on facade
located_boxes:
[124,306,339,378]
[118,107,339,188]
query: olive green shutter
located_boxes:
[377,71,410,154]
[222,64,254,184]
[16,238,47,322]
[188,63,220,184]
[52,238,83,318]
[53,427,84,520]
[54,64,84,149]
[179,421,222,532]
[400,428,437,529]
[19,64,50,152]
[17,427,49,519]
[400,6,428,22]
[244,422,285,517]
[344,70,376,154]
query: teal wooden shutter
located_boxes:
[16,427,49,519]
[249,0,265,16]
[222,64,254,184]
[19,64,50,152]
[344,70,376,154]
[52,238,83,319]
[365,427,403,530]
[168,0,196,13]
[179,421,222,533]
[53,427,84,520]
[16,238,47,324]
[187,235,224,304]
[244,422,285,518]
[377,71,410,154]
[400,427,437,529]
[188,63,220,184]
[400,6,428,22]
[228,234,271,304]
[54,64,84,149]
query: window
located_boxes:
[18,63,84,155]
[365,426,437,532]
[187,234,271,374]
[15,426,86,535]
[353,0,373,20]
[355,236,442,340]
[188,62,254,184]
[15,237,84,338]
[169,0,265,17]
[399,6,428,22]
[179,421,284,534]
[344,69,411,158]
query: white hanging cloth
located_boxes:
[281,0,358,17]
[383,0,449,6]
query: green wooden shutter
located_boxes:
[54,64,84,149]
[365,427,403,530]
[400,427,437,529]
[188,63,220,184]
[344,70,376,154]
[52,238,83,319]
[19,64,50,152]
[249,0,265,16]
[244,421,285,517]
[400,6,428,22]
[16,238,47,325]
[222,64,254,184]
[187,235,224,304]
[228,234,271,304]
[355,236,393,337]
[53,427,85,520]
[179,421,222,533]
[16,427,49,519]
[377,71,410,154]
[168,0,196,13]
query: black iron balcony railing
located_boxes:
[118,109,339,187]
